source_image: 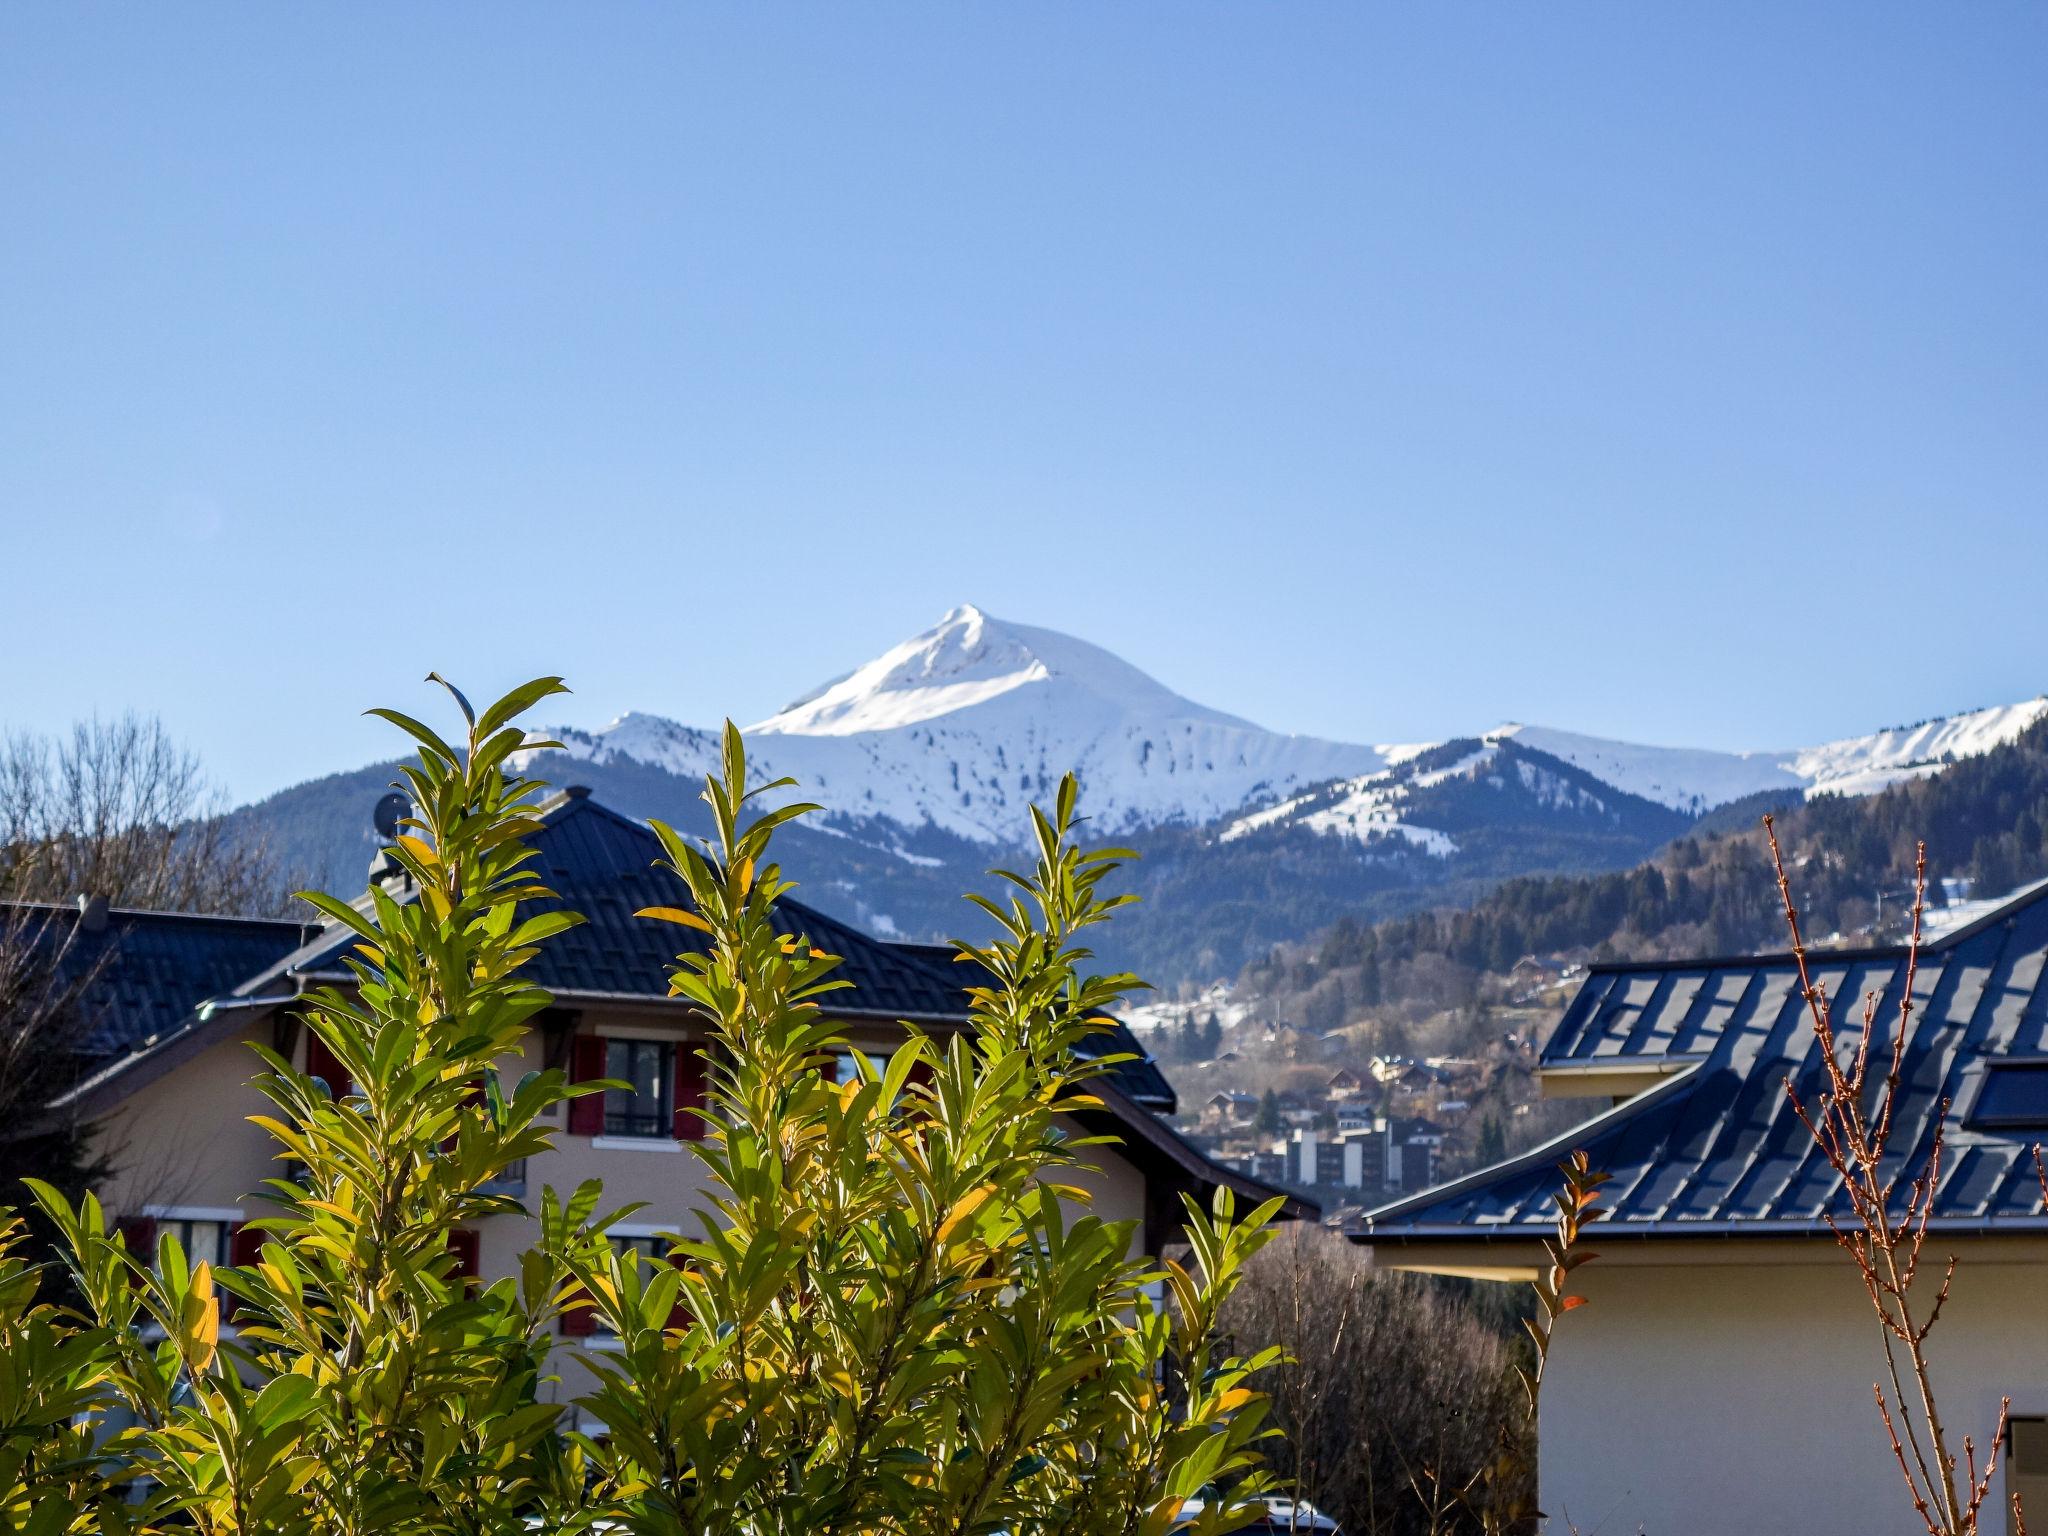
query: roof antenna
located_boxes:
[368,791,414,889]
[373,791,408,843]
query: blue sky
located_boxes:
[3,5,2045,804]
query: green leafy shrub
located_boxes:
[6,677,1281,1535]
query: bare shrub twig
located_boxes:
[1768,816,2007,1536]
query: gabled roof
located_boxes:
[1363,880,2048,1244]
[235,790,970,1020]
[3,902,313,1057]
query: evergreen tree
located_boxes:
[1254,1088,1282,1137]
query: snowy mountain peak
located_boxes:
[751,605,1253,738]
[539,607,1383,843]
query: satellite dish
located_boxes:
[373,792,409,842]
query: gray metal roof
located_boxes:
[1362,881,2048,1243]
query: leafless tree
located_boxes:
[0,714,289,1247]
[1218,1223,1524,1535]
[0,712,282,914]
[1770,819,2009,1536]
[0,902,112,1203]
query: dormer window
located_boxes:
[1965,1060,2048,1129]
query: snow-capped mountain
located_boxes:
[540,605,1389,843]
[537,606,2044,856]
[1501,704,2048,812]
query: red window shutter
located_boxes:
[560,1279,598,1336]
[114,1215,157,1255]
[567,1035,607,1136]
[226,1222,263,1321]
[444,1079,486,1154]
[448,1228,482,1289]
[306,1034,352,1099]
[674,1045,707,1141]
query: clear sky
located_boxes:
[4,5,2045,804]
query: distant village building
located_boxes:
[1221,1118,1438,1201]
[1361,884,2048,1535]
[1201,1089,1260,1128]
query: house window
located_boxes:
[605,1039,676,1138]
[830,1048,892,1086]
[1968,1062,2048,1128]
[2010,1418,2048,1536]
[162,1216,233,1270]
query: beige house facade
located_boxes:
[1362,883,2048,1536]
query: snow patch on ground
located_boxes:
[1915,878,2048,941]
[1220,750,1482,856]
[1496,724,1804,813]
[1120,980,1254,1037]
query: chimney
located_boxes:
[76,893,110,933]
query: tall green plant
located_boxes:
[32,676,600,1535]
[562,726,1284,1535]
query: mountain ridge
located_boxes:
[230,606,2046,986]
[529,605,2047,849]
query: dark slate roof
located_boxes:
[1363,881,2048,1242]
[242,791,972,1020]
[4,902,313,1058]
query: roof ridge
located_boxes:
[0,899,310,931]
[1359,1060,1707,1234]
[538,784,646,836]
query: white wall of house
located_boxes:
[1543,1243,2048,1536]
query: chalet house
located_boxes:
[1202,1089,1261,1128]
[1362,882,2048,1535]
[1367,1054,1426,1090]
[1325,1066,1365,1101]
[28,788,1305,1420]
